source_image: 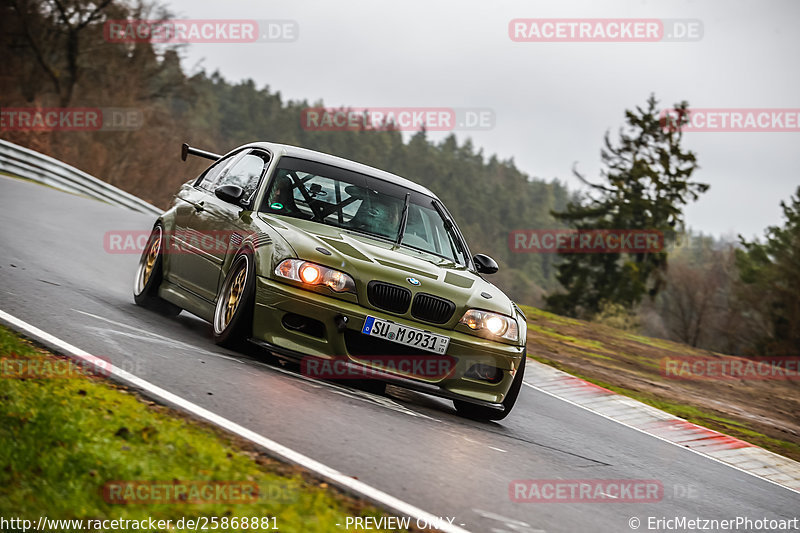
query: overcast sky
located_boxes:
[160,0,799,240]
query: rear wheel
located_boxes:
[133,224,181,317]
[213,251,255,348]
[454,351,526,421]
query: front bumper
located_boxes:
[252,276,525,406]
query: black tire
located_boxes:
[133,224,181,317]
[454,351,526,421]
[213,250,255,349]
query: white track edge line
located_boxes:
[522,381,800,495]
[0,309,471,533]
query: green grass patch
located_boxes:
[576,351,616,362]
[517,305,582,326]
[0,326,405,532]
[527,322,607,351]
[622,332,697,355]
[519,304,697,357]
[606,352,662,370]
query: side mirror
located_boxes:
[215,184,244,204]
[473,254,499,274]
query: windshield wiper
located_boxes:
[395,192,410,245]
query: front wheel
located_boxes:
[133,224,181,317]
[454,351,526,421]
[213,251,255,348]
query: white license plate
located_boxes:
[361,316,450,355]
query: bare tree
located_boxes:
[10,0,113,107]
[660,261,720,346]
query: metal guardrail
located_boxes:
[0,139,162,216]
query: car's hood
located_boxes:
[257,213,516,319]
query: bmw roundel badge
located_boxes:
[406,277,420,286]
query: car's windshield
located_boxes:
[260,157,469,265]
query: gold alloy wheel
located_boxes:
[135,226,162,296]
[223,263,247,328]
[142,233,161,287]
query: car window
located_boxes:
[260,157,469,266]
[264,167,404,241]
[288,172,353,220]
[215,151,270,204]
[401,203,465,264]
[196,154,240,192]
[286,172,400,233]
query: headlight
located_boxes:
[274,259,356,293]
[459,309,519,341]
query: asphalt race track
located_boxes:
[1,175,798,532]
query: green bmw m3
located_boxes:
[134,142,527,420]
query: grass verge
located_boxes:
[0,325,408,532]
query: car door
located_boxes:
[177,149,271,301]
[168,151,244,290]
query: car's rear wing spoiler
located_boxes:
[181,143,221,162]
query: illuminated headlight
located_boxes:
[274,259,356,293]
[459,309,519,341]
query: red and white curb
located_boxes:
[523,359,800,493]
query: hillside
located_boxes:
[520,305,800,461]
